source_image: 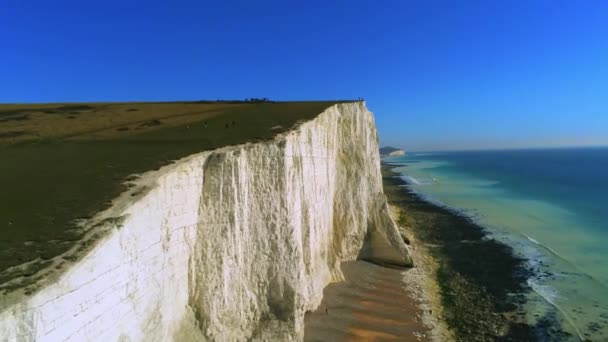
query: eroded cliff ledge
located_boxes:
[0,102,411,341]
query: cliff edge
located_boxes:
[0,102,411,341]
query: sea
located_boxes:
[385,147,608,341]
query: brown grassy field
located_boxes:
[0,102,246,144]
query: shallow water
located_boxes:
[386,148,608,341]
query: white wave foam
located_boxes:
[401,175,432,186]
[526,235,539,245]
[528,279,559,304]
[528,279,585,341]
[524,235,563,259]
[400,173,441,186]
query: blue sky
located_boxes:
[1,1,607,150]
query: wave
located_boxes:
[400,175,431,186]
[522,234,608,290]
[526,235,539,244]
[399,174,441,186]
[528,279,559,304]
[524,235,562,259]
[528,280,585,341]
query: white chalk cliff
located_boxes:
[388,149,406,157]
[0,102,411,341]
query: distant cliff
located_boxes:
[0,102,411,341]
[380,146,405,157]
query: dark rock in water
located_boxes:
[588,322,602,332]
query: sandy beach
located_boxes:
[303,259,435,341]
[303,171,452,341]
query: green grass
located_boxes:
[0,101,344,290]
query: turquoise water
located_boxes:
[386,148,608,341]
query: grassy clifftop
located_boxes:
[0,100,345,291]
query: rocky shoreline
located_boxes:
[381,162,547,341]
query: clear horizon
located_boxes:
[389,145,608,153]
[2,1,607,150]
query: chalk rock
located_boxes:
[0,102,411,341]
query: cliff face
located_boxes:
[0,102,411,341]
